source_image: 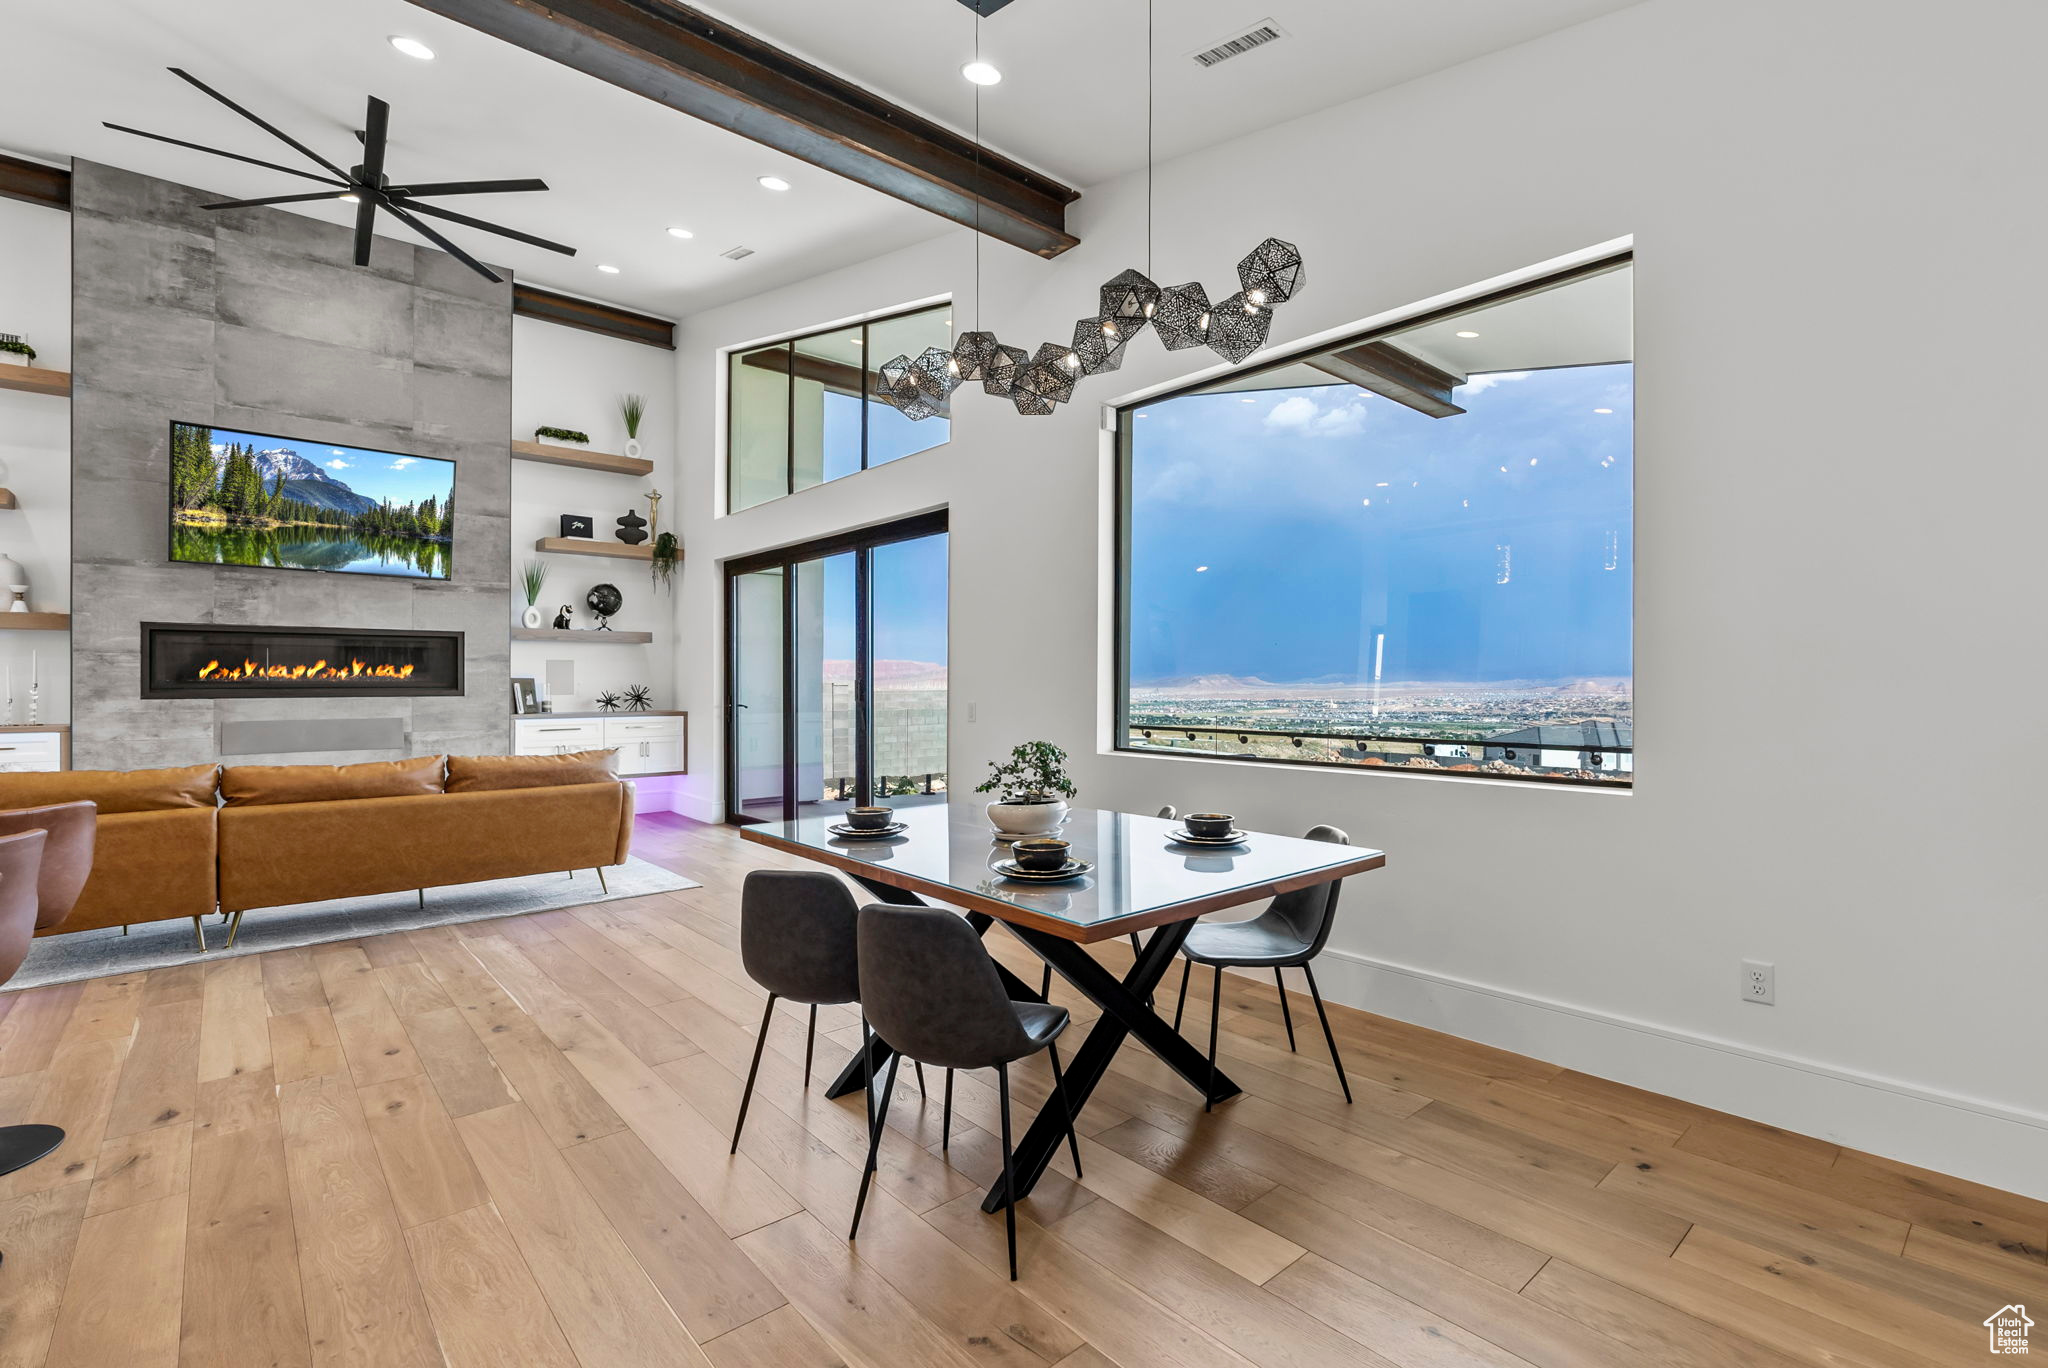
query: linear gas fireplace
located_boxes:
[141,622,465,699]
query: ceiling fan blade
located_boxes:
[383,200,503,284]
[101,123,348,187]
[166,67,351,181]
[200,190,354,210]
[398,199,577,257]
[389,178,549,197]
[353,97,390,267]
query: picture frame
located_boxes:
[510,676,541,715]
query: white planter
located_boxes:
[987,799,1069,837]
[0,353,24,366]
[521,604,544,629]
[624,437,644,460]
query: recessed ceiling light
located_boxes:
[666,226,694,239]
[1361,498,1371,506]
[962,60,1003,86]
[597,264,621,274]
[1454,330,1480,339]
[388,35,435,61]
[757,176,792,192]
[1593,407,1613,414]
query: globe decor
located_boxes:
[872,238,1305,419]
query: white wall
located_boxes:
[664,0,2048,1198]
[0,194,72,727]
[509,314,683,798]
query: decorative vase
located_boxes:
[615,509,649,545]
[986,798,1069,837]
[0,354,22,367]
[624,437,643,460]
[521,604,544,629]
[0,554,25,611]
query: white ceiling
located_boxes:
[5,0,1640,317]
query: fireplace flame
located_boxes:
[193,657,417,683]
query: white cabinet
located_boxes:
[512,714,686,777]
[0,728,67,773]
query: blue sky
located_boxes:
[816,531,949,664]
[1127,363,1633,685]
[209,429,456,508]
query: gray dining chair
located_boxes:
[729,869,867,1152]
[852,903,1082,1280]
[1170,823,1354,1109]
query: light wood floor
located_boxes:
[0,813,2040,1368]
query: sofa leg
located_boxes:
[191,916,208,953]
[225,909,247,950]
[120,925,128,936]
[418,889,426,910]
[595,867,609,895]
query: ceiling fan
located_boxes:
[103,68,574,283]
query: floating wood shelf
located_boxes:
[0,489,15,510]
[512,439,653,477]
[0,613,70,631]
[511,628,654,644]
[0,367,71,399]
[532,537,655,561]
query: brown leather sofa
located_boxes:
[0,750,632,949]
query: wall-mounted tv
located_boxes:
[169,422,455,580]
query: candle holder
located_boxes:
[28,681,38,725]
[6,584,27,614]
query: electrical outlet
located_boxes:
[1742,959,1775,1005]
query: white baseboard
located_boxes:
[1301,948,2048,1203]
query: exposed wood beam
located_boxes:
[404,0,1082,257]
[512,284,674,349]
[0,153,71,211]
[1308,341,1467,418]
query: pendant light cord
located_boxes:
[972,14,983,335]
[1146,0,1154,281]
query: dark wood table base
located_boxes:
[823,872,1242,1211]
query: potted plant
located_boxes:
[620,393,646,460]
[534,425,589,445]
[0,335,34,367]
[976,740,1077,836]
[519,559,549,629]
[650,530,680,590]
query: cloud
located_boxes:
[390,457,416,470]
[1264,394,1366,437]
[327,458,350,470]
[1460,370,1531,395]
[1264,395,1319,430]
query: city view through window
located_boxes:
[1119,263,1633,786]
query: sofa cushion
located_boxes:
[446,749,619,793]
[0,763,218,814]
[221,755,446,807]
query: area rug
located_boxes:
[4,855,701,991]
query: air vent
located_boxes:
[720,245,755,261]
[1189,20,1285,68]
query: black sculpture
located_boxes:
[615,509,649,546]
[586,582,623,631]
[552,604,573,630]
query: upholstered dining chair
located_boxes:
[1170,823,1355,1109]
[0,801,97,1249]
[853,903,1082,1281]
[729,869,867,1153]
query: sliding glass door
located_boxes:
[724,511,948,824]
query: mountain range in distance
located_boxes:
[1131,674,1632,698]
[214,446,379,517]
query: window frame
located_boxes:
[724,300,952,513]
[1111,252,1634,790]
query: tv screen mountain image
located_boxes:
[168,422,456,580]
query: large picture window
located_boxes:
[727,302,951,512]
[1116,257,1633,787]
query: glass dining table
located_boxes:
[738,802,1386,1211]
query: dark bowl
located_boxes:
[845,806,895,831]
[1184,812,1236,838]
[1012,838,1071,871]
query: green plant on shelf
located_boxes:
[619,393,646,439]
[0,338,36,363]
[520,558,548,606]
[534,426,590,445]
[650,530,679,591]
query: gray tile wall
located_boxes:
[70,162,513,769]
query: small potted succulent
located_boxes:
[0,335,34,367]
[534,425,589,445]
[976,740,1077,836]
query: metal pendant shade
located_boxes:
[1153,282,1214,351]
[1238,237,1306,306]
[1206,290,1274,365]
